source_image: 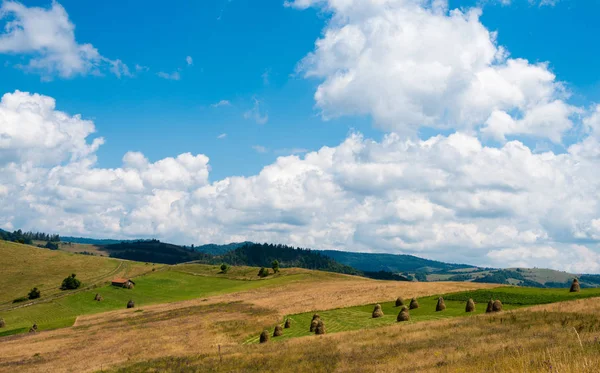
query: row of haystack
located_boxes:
[260,317,295,343]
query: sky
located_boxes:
[2,0,600,272]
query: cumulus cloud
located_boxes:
[186,56,193,66]
[4,90,600,271]
[291,0,574,141]
[211,100,232,108]
[0,1,129,79]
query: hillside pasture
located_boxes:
[0,241,152,306]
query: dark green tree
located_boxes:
[60,274,81,290]
[220,263,229,273]
[28,287,41,300]
[271,259,280,273]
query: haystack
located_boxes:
[397,306,410,322]
[372,304,384,318]
[435,297,446,312]
[29,323,38,333]
[395,297,405,307]
[465,298,475,313]
[0,318,5,328]
[310,319,319,332]
[570,278,581,293]
[126,283,135,290]
[409,298,419,310]
[127,300,135,309]
[485,299,494,313]
[94,293,103,301]
[259,330,269,343]
[492,300,503,312]
[315,320,326,335]
[273,325,283,337]
[284,319,292,328]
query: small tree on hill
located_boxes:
[28,287,41,300]
[271,260,280,273]
[220,263,230,273]
[258,267,269,277]
[60,274,81,290]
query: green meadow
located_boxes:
[247,286,600,344]
[0,267,308,337]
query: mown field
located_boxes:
[246,286,600,344]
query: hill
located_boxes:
[320,250,470,273]
[0,240,154,306]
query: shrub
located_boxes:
[259,330,269,343]
[372,304,384,318]
[570,278,581,293]
[409,298,419,310]
[44,241,59,250]
[28,287,41,300]
[258,267,269,278]
[220,263,229,273]
[273,325,283,337]
[492,300,503,312]
[395,297,404,307]
[315,320,326,335]
[127,300,135,309]
[397,306,410,322]
[436,297,446,312]
[465,298,475,312]
[284,319,292,328]
[60,274,81,290]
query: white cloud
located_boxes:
[291,0,574,141]
[0,1,129,79]
[244,98,269,124]
[186,56,193,66]
[217,133,227,139]
[157,71,181,80]
[252,145,268,153]
[5,90,600,271]
[211,100,232,108]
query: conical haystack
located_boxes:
[395,297,404,307]
[465,298,475,313]
[436,297,446,312]
[397,306,410,322]
[570,278,581,293]
[310,319,319,332]
[127,300,135,309]
[315,320,326,335]
[372,304,384,318]
[486,299,494,313]
[259,330,269,343]
[492,300,503,312]
[284,319,292,328]
[273,325,283,337]
[409,298,419,310]
[0,318,5,328]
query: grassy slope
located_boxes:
[0,241,151,305]
[0,263,338,337]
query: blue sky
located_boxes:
[3,0,600,270]
[1,0,597,181]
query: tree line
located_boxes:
[0,229,60,245]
